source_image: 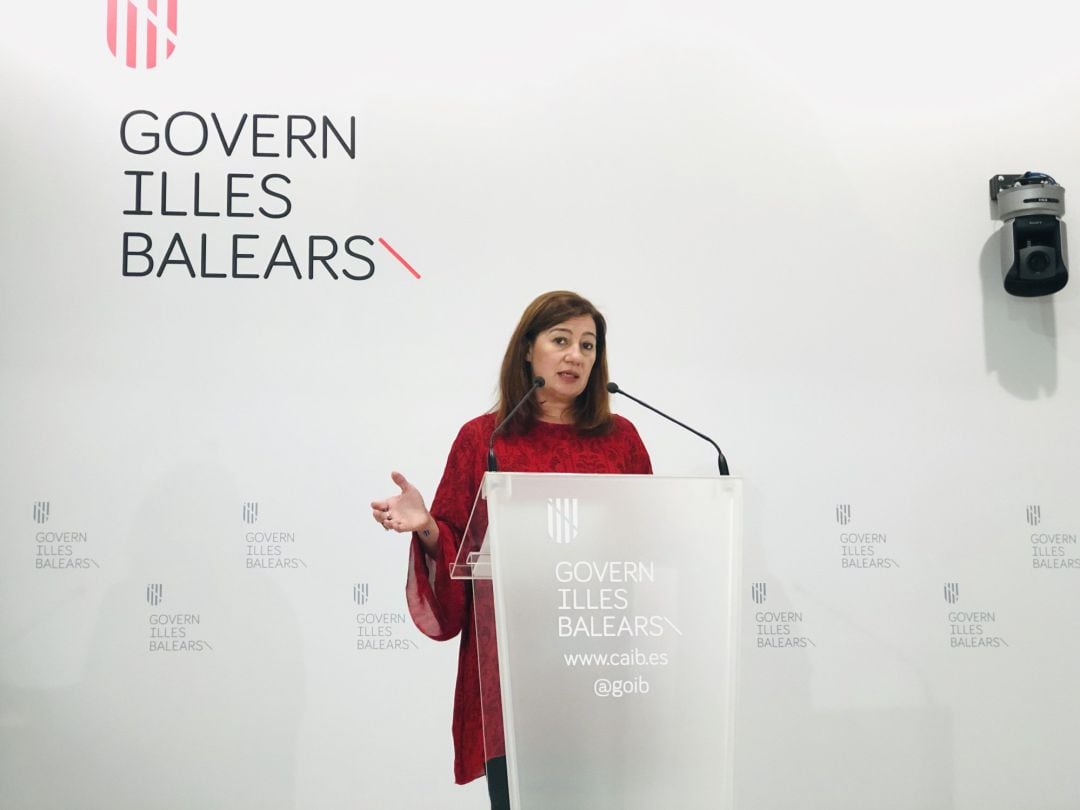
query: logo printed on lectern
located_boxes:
[1026,505,1041,526]
[33,501,50,524]
[547,498,579,544]
[243,502,259,524]
[836,504,851,525]
[943,582,959,604]
[146,583,164,606]
[751,582,767,604]
[106,0,179,70]
[353,583,369,605]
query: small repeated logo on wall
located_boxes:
[242,502,307,569]
[1025,503,1079,570]
[753,600,816,649]
[31,503,100,571]
[944,585,1008,648]
[106,0,178,70]
[836,502,899,570]
[547,498,579,544]
[355,588,418,652]
[146,586,213,652]
[33,501,50,524]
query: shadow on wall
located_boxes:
[5,463,306,810]
[980,229,1059,399]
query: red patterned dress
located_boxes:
[405,412,652,784]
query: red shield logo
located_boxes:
[106,0,178,69]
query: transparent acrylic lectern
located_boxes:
[451,473,742,810]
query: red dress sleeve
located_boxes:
[405,417,486,641]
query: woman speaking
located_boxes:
[371,290,651,809]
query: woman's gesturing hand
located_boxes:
[371,471,439,553]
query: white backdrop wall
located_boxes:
[2,2,1078,808]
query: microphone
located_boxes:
[607,381,729,475]
[488,376,545,472]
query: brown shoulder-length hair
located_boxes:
[495,290,613,435]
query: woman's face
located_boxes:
[526,315,598,417]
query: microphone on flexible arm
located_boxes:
[488,376,545,472]
[607,381,730,475]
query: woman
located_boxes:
[371,290,652,809]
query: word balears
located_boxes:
[122,232,376,280]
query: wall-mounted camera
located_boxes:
[989,172,1068,297]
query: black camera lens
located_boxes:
[1025,250,1051,274]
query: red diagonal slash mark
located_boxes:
[378,238,421,279]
